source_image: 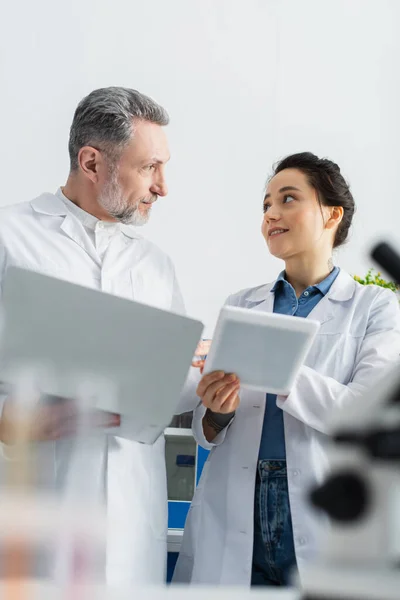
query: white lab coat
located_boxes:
[173,271,400,586]
[0,192,199,585]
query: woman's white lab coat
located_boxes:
[173,271,400,586]
[0,192,199,585]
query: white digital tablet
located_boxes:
[203,306,320,395]
[0,267,204,444]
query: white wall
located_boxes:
[0,0,399,334]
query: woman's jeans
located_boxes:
[251,459,297,586]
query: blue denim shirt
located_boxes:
[258,267,340,460]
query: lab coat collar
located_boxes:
[31,192,69,217]
[30,192,141,241]
[324,270,357,302]
[245,269,356,304]
[31,192,100,263]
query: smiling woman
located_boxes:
[173,152,400,588]
[261,153,355,292]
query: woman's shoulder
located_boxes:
[352,274,398,304]
[336,272,399,324]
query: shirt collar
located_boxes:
[245,270,355,304]
[271,266,341,296]
[271,271,286,293]
[30,190,142,241]
[314,266,340,295]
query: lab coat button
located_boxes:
[298,537,307,545]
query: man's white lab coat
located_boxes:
[0,191,198,585]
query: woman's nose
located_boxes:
[265,206,280,221]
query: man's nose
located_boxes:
[151,173,168,197]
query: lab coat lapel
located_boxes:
[30,193,100,265]
[250,292,275,313]
[243,282,275,313]
[60,213,100,265]
[305,295,335,326]
[253,288,335,325]
[306,270,356,326]
[242,270,356,326]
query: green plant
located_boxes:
[353,268,399,293]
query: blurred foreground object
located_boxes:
[302,242,400,600]
[0,371,107,594]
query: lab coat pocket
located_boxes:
[307,330,361,383]
[317,302,366,338]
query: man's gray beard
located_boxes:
[98,171,152,226]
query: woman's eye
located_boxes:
[283,195,295,204]
[263,203,270,213]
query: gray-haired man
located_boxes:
[0,87,197,585]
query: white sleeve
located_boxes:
[191,401,235,449]
[277,289,400,434]
[191,294,238,449]
[175,366,202,415]
[170,266,186,316]
[168,264,202,414]
[114,265,197,440]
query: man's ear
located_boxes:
[78,146,103,183]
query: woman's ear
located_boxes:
[325,206,344,232]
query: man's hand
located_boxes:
[197,371,240,414]
[0,397,121,445]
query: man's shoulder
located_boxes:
[0,194,61,247]
[0,200,34,217]
[0,200,35,234]
[0,192,57,219]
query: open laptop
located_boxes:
[0,267,203,444]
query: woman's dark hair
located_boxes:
[272,152,356,248]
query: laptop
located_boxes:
[0,267,203,444]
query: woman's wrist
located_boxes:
[204,408,235,434]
